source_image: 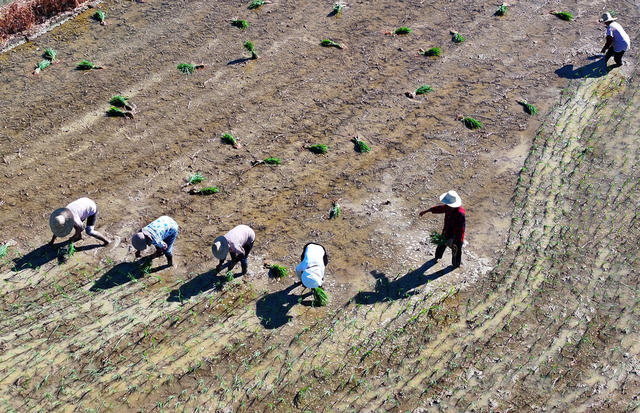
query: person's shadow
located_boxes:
[256,282,313,329]
[90,258,168,291]
[166,262,243,302]
[555,55,611,79]
[12,242,102,271]
[355,259,454,304]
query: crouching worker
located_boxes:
[212,224,255,275]
[131,216,178,266]
[419,190,465,268]
[295,243,329,306]
[49,197,110,246]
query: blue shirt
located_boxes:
[143,216,178,251]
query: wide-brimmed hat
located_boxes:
[439,190,462,208]
[211,236,229,260]
[600,12,617,23]
[131,231,148,251]
[49,208,74,237]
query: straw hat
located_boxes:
[131,231,148,251]
[211,236,229,260]
[600,12,617,23]
[439,190,462,208]
[49,208,74,237]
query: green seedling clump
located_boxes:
[270,264,288,278]
[329,202,341,219]
[313,287,329,306]
[177,63,195,74]
[495,3,507,16]
[231,19,249,29]
[107,106,125,117]
[352,137,370,153]
[452,32,465,43]
[43,48,57,61]
[308,144,328,154]
[77,60,99,70]
[263,157,281,165]
[198,186,219,195]
[221,133,237,146]
[430,231,447,246]
[394,27,411,35]
[93,10,106,24]
[188,173,205,185]
[332,2,344,15]
[248,0,269,9]
[109,95,130,108]
[420,47,441,57]
[551,11,573,21]
[37,60,50,70]
[415,84,433,95]
[320,39,343,49]
[462,117,483,129]
[226,271,234,282]
[244,41,259,59]
[0,244,8,259]
[519,100,538,115]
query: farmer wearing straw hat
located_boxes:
[131,216,178,266]
[212,224,255,275]
[600,12,630,68]
[419,190,466,268]
[49,197,110,246]
[295,243,328,290]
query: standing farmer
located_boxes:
[212,224,255,275]
[600,12,630,67]
[295,243,328,289]
[49,197,110,246]
[131,216,178,266]
[419,190,465,268]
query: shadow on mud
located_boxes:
[227,57,251,65]
[90,259,166,291]
[166,262,243,302]
[12,242,103,271]
[256,282,313,329]
[555,57,610,79]
[354,259,454,304]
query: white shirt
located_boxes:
[607,22,630,52]
[295,244,326,288]
[66,197,97,228]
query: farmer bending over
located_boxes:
[212,224,255,275]
[131,216,178,266]
[600,12,630,68]
[295,243,328,290]
[419,190,465,268]
[49,197,110,246]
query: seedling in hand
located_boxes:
[495,3,507,16]
[231,19,249,29]
[244,41,259,59]
[320,39,343,49]
[221,133,241,148]
[313,287,329,306]
[429,231,447,246]
[419,47,441,57]
[93,10,106,25]
[308,144,328,154]
[518,100,538,115]
[549,11,573,21]
[248,0,271,9]
[177,63,205,74]
[77,60,102,70]
[352,136,370,153]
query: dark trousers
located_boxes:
[229,241,253,273]
[604,47,625,66]
[435,240,463,267]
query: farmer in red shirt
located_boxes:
[419,190,466,268]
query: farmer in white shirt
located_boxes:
[212,224,255,275]
[49,197,110,246]
[295,243,328,289]
[600,12,630,67]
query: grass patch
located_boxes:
[495,3,507,16]
[352,137,370,153]
[269,264,288,278]
[451,32,465,43]
[231,19,249,29]
[419,47,441,57]
[313,287,328,307]
[320,39,343,49]
[430,231,447,246]
[93,10,105,24]
[551,11,573,21]
[518,100,538,115]
[462,117,483,129]
[77,60,100,70]
[263,157,281,165]
[244,41,259,59]
[415,84,433,95]
[329,201,340,219]
[394,27,411,35]
[308,144,328,154]
[43,48,56,61]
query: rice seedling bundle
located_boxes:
[430,231,447,246]
[248,0,268,9]
[495,3,507,16]
[264,157,281,165]
[188,173,205,185]
[320,39,343,49]
[308,144,328,154]
[93,10,105,23]
[37,60,50,70]
[177,63,195,74]
[226,271,234,281]
[463,117,483,129]
[244,41,258,59]
[66,242,76,257]
[420,47,441,57]
[109,95,129,108]
[332,3,344,14]
[519,100,538,115]
[106,106,126,116]
[329,202,341,219]
[0,244,8,259]
[551,11,573,21]
[452,32,465,43]
[352,137,370,153]
[231,19,249,29]
[270,264,288,278]
[415,84,433,95]
[77,60,98,70]
[198,186,219,195]
[395,27,411,35]
[43,48,57,61]
[313,287,329,306]
[221,133,237,146]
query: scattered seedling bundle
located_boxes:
[33,48,57,74]
[0,244,8,259]
[269,264,288,278]
[244,41,259,59]
[177,63,205,74]
[106,106,134,118]
[93,9,106,25]
[461,116,483,129]
[416,84,433,95]
[313,287,329,306]
[107,95,135,118]
[109,95,133,110]
[451,31,465,43]
[43,48,57,61]
[263,157,281,165]
[495,3,508,16]
[221,133,241,148]
[329,201,341,219]
[518,100,538,115]
[352,136,370,153]
[231,19,249,29]
[308,144,328,154]
[248,0,270,9]
[77,60,102,70]
[187,173,205,185]
[320,39,343,49]
[394,27,411,35]
[550,11,573,21]
[332,2,345,15]
[196,186,220,195]
[419,47,441,57]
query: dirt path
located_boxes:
[1,0,639,411]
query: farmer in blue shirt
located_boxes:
[131,216,178,266]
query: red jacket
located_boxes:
[427,205,465,242]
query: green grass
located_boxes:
[244,41,258,59]
[269,264,288,278]
[264,157,281,165]
[320,39,343,49]
[248,0,267,9]
[329,202,341,219]
[452,32,465,43]
[313,287,329,307]
[352,137,370,153]
[0,244,8,259]
[495,4,507,16]
[462,117,483,129]
[551,11,573,21]
[429,231,447,246]
[37,60,51,71]
[420,47,441,57]
[177,63,195,74]
[231,19,249,29]
[415,84,433,95]
[188,173,205,185]
[221,133,237,146]
[198,186,219,195]
[43,48,57,61]
[394,27,411,35]
[308,144,328,154]
[93,10,105,23]
[77,60,98,70]
[109,95,129,108]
